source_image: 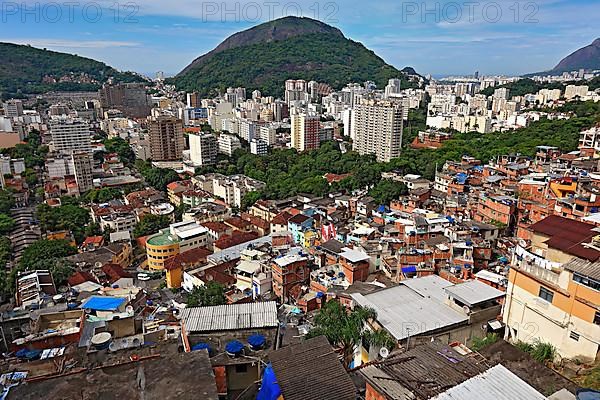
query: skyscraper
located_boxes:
[99,83,151,118]
[71,152,93,193]
[49,117,92,154]
[291,113,320,152]
[351,101,404,162]
[189,133,217,166]
[148,116,184,161]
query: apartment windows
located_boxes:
[594,311,600,325]
[538,286,554,303]
[573,273,600,291]
[569,331,580,341]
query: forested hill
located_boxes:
[173,16,419,97]
[0,42,145,100]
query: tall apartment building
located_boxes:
[493,87,510,100]
[99,83,151,118]
[238,119,257,142]
[148,116,184,161]
[189,133,217,166]
[49,117,92,154]
[3,99,24,117]
[217,133,241,156]
[186,92,201,108]
[291,113,320,152]
[257,125,276,146]
[285,80,309,104]
[565,85,589,100]
[250,139,268,156]
[351,101,404,162]
[71,152,94,193]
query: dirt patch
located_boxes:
[480,340,579,396]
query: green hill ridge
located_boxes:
[173,17,419,97]
[0,42,145,100]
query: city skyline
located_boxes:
[1,0,599,77]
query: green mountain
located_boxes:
[174,17,419,97]
[0,42,145,100]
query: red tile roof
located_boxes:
[213,231,259,250]
[224,217,251,230]
[102,263,132,283]
[288,213,311,225]
[68,271,97,286]
[201,221,231,234]
[529,215,600,261]
[271,211,293,225]
[164,247,213,271]
[83,236,104,246]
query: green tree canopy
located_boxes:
[307,301,377,366]
[37,203,91,244]
[369,180,408,205]
[186,282,227,307]
[0,213,16,235]
[133,214,171,238]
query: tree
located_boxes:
[369,180,408,205]
[241,191,262,211]
[104,137,136,165]
[0,190,15,214]
[37,203,91,244]
[186,282,226,307]
[307,301,377,366]
[0,214,15,235]
[133,214,171,238]
[19,239,77,270]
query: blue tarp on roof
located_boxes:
[248,334,266,348]
[80,296,126,311]
[402,265,417,274]
[257,364,281,400]
[225,340,244,354]
[191,342,211,352]
[576,389,600,400]
[456,173,468,184]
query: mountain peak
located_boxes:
[174,18,418,97]
[552,38,600,73]
[178,17,343,76]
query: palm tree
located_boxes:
[307,301,377,367]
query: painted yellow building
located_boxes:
[504,216,600,361]
[145,220,208,270]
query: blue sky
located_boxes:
[1,0,599,77]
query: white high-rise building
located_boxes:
[189,133,217,166]
[257,125,276,146]
[351,101,404,162]
[250,139,268,156]
[3,99,24,117]
[291,113,320,152]
[238,119,257,142]
[218,133,241,156]
[49,117,92,154]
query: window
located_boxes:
[569,331,580,341]
[594,311,600,326]
[235,364,248,373]
[539,287,554,303]
[573,273,600,291]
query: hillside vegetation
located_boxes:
[0,42,144,99]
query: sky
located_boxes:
[1,0,599,77]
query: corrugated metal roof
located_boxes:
[563,257,600,281]
[180,301,278,332]
[351,285,467,340]
[401,275,454,303]
[444,280,505,307]
[269,336,357,400]
[360,365,415,400]
[431,364,547,400]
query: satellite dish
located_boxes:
[379,347,390,359]
[462,305,471,315]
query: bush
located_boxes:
[514,340,556,363]
[470,333,499,351]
